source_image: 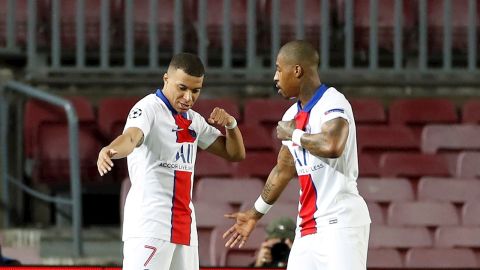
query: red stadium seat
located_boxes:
[337,0,416,52]
[366,248,403,268]
[427,0,480,53]
[194,98,240,123]
[389,99,458,128]
[367,202,385,225]
[405,248,478,268]
[234,151,277,179]
[435,227,480,248]
[195,151,234,178]
[195,202,234,267]
[357,177,414,203]
[455,151,480,179]
[462,100,480,123]
[194,177,264,209]
[369,225,432,249]
[275,177,300,204]
[462,202,480,225]
[418,177,480,203]
[238,124,274,151]
[387,202,459,226]
[358,153,380,177]
[421,124,480,154]
[350,98,386,124]
[97,97,141,140]
[379,153,452,178]
[243,98,294,128]
[357,125,418,153]
[218,225,267,267]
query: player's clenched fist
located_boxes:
[208,107,237,128]
[97,147,118,176]
[276,120,296,140]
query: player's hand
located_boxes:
[208,107,235,127]
[97,147,118,176]
[223,209,259,248]
[277,120,296,140]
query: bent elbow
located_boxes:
[323,144,345,159]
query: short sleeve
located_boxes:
[320,92,350,126]
[123,99,153,140]
[195,114,222,150]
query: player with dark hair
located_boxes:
[223,41,371,270]
[97,52,245,270]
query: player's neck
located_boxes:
[298,79,322,106]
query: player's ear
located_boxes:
[294,65,303,78]
[163,73,168,85]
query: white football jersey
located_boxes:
[282,85,371,237]
[122,90,221,246]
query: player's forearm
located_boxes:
[299,133,344,158]
[224,127,246,161]
[106,133,138,159]
[260,165,291,204]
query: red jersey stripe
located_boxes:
[298,174,318,237]
[170,170,192,245]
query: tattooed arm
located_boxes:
[223,146,297,248]
[277,118,349,158]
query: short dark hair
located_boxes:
[279,40,320,68]
[168,53,205,77]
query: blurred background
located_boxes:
[0,0,480,268]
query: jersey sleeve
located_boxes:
[320,91,350,126]
[195,114,222,150]
[123,99,153,141]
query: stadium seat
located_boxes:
[350,98,386,124]
[337,0,416,52]
[418,177,480,203]
[194,177,264,209]
[421,124,480,153]
[455,151,480,178]
[97,97,141,140]
[405,248,478,268]
[357,177,414,203]
[238,124,274,150]
[379,153,452,178]
[240,201,298,227]
[195,202,234,267]
[218,225,267,267]
[462,100,480,123]
[435,227,480,248]
[366,248,403,268]
[243,98,294,128]
[358,153,380,177]
[427,0,480,53]
[263,0,330,49]
[389,99,458,129]
[195,151,234,178]
[193,98,240,123]
[369,225,432,249]
[367,202,385,225]
[387,201,459,226]
[234,151,277,179]
[275,177,300,204]
[357,125,418,153]
[462,202,480,225]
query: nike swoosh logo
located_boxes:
[172,128,184,132]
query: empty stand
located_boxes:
[275,177,300,204]
[357,177,414,203]
[358,154,380,177]
[238,124,274,150]
[97,97,140,140]
[418,177,480,203]
[389,99,458,126]
[462,100,480,123]
[405,248,478,268]
[243,98,294,127]
[234,151,277,179]
[367,202,385,225]
[194,177,264,209]
[217,225,267,267]
[369,225,432,249]
[357,125,418,153]
[379,153,452,178]
[435,227,480,248]
[195,151,234,178]
[421,124,480,153]
[350,98,386,124]
[193,98,240,123]
[462,202,480,225]
[455,151,480,178]
[366,248,403,268]
[387,201,459,226]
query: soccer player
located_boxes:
[223,40,371,270]
[96,53,245,270]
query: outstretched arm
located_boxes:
[96,127,144,176]
[205,107,246,161]
[223,145,297,248]
[277,117,349,158]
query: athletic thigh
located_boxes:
[123,238,175,270]
[170,244,199,270]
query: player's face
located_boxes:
[163,68,203,113]
[274,53,299,99]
